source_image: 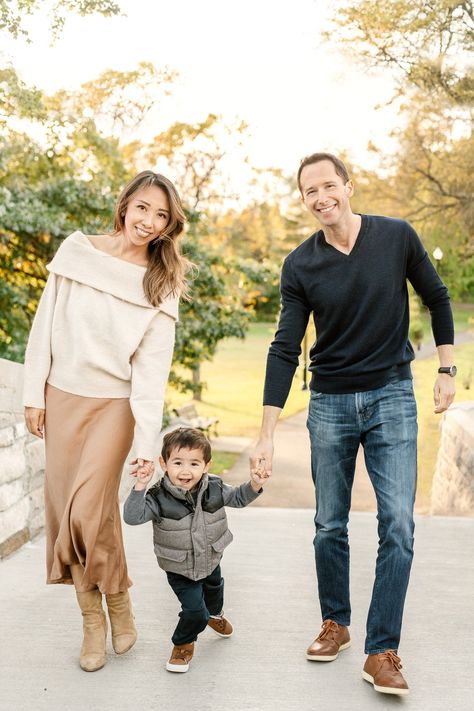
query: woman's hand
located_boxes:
[24,407,45,439]
[129,458,155,491]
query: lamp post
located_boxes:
[302,330,308,391]
[432,246,443,274]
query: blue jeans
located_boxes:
[306,379,417,654]
[166,565,224,645]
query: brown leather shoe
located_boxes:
[207,614,233,637]
[166,642,194,673]
[362,650,409,695]
[306,619,351,661]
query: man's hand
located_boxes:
[250,458,271,492]
[250,405,281,479]
[250,440,274,479]
[129,458,155,491]
[24,407,45,439]
[433,374,456,414]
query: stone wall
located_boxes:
[431,401,474,515]
[0,358,46,558]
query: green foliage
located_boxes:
[0,0,122,41]
[0,62,180,361]
[0,277,32,360]
[236,258,281,319]
[0,66,46,120]
[210,451,240,477]
[408,290,424,349]
[171,235,249,397]
[0,64,261,397]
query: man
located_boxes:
[251,153,455,696]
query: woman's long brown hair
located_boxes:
[113,171,192,306]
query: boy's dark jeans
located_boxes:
[166,565,224,645]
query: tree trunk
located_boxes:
[192,365,202,401]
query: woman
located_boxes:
[23,171,190,672]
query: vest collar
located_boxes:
[161,472,209,500]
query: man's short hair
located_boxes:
[297,152,350,193]
[161,427,212,463]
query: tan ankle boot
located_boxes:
[76,589,107,672]
[105,590,137,655]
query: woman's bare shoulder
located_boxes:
[85,234,115,254]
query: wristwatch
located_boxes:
[438,365,457,377]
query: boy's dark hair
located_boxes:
[161,427,212,463]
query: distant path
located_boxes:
[224,409,376,511]
[224,332,474,512]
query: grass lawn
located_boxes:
[419,302,473,344]
[166,321,310,437]
[412,341,474,508]
[211,450,240,476]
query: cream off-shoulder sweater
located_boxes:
[22,231,179,461]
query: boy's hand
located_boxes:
[250,457,270,492]
[129,458,154,491]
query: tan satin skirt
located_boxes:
[44,384,135,593]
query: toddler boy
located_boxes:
[123,427,268,672]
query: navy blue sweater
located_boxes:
[263,215,454,406]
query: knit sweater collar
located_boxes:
[47,231,179,319]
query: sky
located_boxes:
[2,0,400,183]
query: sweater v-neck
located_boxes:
[320,214,367,258]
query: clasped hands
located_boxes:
[129,458,155,490]
[249,452,272,490]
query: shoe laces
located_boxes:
[318,619,339,640]
[380,650,402,671]
[173,646,191,662]
[212,616,226,631]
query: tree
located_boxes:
[0,0,121,40]
[326,0,474,106]
[0,66,264,392]
[0,63,174,358]
[326,0,474,299]
[145,113,249,212]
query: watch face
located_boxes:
[451,365,457,377]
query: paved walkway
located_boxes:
[222,409,377,512]
[1,508,473,711]
[2,335,473,710]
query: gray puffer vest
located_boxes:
[123,473,260,581]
